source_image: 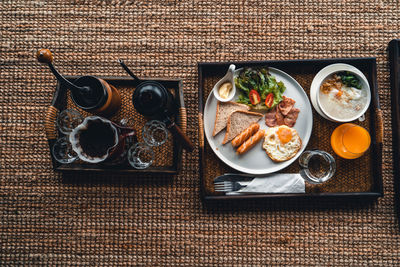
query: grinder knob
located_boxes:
[36,49,53,64]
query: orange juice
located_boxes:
[330,123,371,159]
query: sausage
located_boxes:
[231,123,260,148]
[236,129,265,155]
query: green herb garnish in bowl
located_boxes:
[337,71,362,89]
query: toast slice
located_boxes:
[212,101,250,136]
[222,110,263,144]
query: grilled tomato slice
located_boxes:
[265,93,274,108]
[249,90,261,105]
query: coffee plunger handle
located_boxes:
[36,49,90,94]
[118,59,141,83]
[166,121,194,152]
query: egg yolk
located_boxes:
[277,127,292,144]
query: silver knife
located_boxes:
[214,173,255,183]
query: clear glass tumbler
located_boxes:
[298,150,336,184]
[56,109,83,135]
[52,136,78,164]
[127,142,154,169]
[142,120,168,147]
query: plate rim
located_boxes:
[203,67,313,175]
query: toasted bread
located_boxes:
[222,110,263,144]
[212,101,250,136]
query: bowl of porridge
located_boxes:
[310,63,371,122]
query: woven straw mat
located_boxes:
[1,0,399,266]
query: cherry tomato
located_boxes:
[265,93,274,108]
[249,90,261,105]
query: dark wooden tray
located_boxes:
[389,40,400,226]
[44,76,186,174]
[198,58,383,201]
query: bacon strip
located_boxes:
[275,110,285,125]
[265,96,300,128]
[278,96,296,116]
[283,108,300,127]
[265,107,277,127]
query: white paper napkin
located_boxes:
[227,173,305,195]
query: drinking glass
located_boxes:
[330,123,371,159]
[52,136,78,164]
[142,120,168,147]
[56,109,83,135]
[127,142,154,169]
[299,150,336,184]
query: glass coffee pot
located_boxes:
[37,49,121,117]
[69,116,136,163]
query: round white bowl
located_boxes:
[310,63,371,122]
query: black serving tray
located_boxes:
[198,58,383,202]
[44,76,186,174]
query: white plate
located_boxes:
[310,63,371,122]
[203,67,313,175]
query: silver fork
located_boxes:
[214,180,247,192]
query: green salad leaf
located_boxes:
[237,94,250,104]
[234,67,286,109]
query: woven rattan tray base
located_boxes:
[44,76,186,174]
[198,58,383,200]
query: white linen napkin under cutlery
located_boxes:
[214,173,305,195]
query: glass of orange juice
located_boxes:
[330,123,371,159]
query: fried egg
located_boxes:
[263,125,302,162]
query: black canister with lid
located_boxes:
[119,60,193,152]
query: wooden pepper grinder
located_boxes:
[37,49,121,118]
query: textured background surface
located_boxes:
[1,0,399,265]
